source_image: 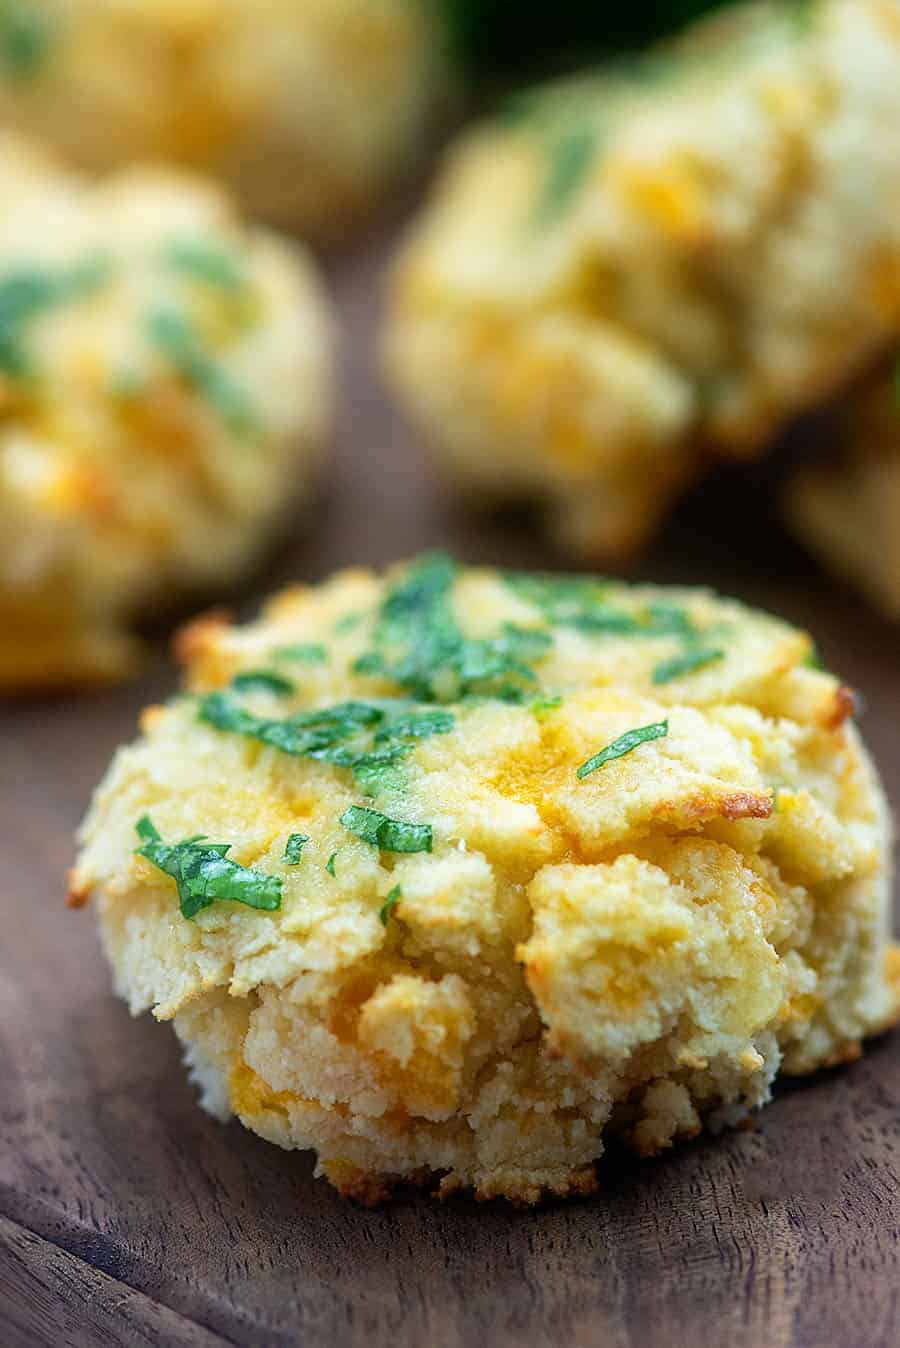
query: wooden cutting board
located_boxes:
[2,222,899,1348]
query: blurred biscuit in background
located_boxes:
[787,369,900,620]
[0,0,447,238]
[384,0,900,560]
[0,134,334,692]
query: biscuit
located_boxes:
[0,0,445,236]
[787,371,900,618]
[0,135,333,690]
[385,0,900,558]
[72,555,899,1202]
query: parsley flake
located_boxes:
[0,0,51,79]
[652,648,724,685]
[273,643,328,664]
[145,306,259,438]
[230,669,296,696]
[283,833,309,865]
[0,254,111,377]
[530,694,563,718]
[340,805,432,854]
[576,720,669,779]
[379,885,403,927]
[534,123,597,226]
[326,851,337,877]
[162,237,246,293]
[134,815,282,920]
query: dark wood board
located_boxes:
[2,218,900,1348]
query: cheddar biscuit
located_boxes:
[385,0,900,558]
[0,0,445,236]
[72,555,899,1202]
[0,135,333,690]
[787,372,900,619]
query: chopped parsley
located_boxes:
[161,237,246,293]
[0,0,51,79]
[134,816,282,920]
[230,670,296,696]
[0,254,111,378]
[533,123,597,226]
[576,720,669,779]
[505,572,696,639]
[326,851,337,877]
[144,306,259,438]
[197,690,453,795]
[340,805,432,854]
[283,832,309,865]
[652,647,723,684]
[379,885,403,927]
[355,553,552,704]
[505,571,728,685]
[530,694,563,718]
[273,643,328,664]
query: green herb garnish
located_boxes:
[0,254,111,377]
[326,851,337,877]
[0,0,51,79]
[231,670,296,696]
[379,885,403,927]
[505,572,727,684]
[161,237,245,293]
[530,694,563,718]
[505,572,697,639]
[356,553,552,704]
[576,720,669,779]
[533,124,597,226]
[652,648,723,685]
[197,690,453,795]
[273,643,328,664]
[283,832,309,865]
[134,815,282,920]
[144,306,259,438]
[340,805,432,854]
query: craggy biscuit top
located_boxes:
[73,556,897,1201]
[0,134,333,687]
[385,0,900,557]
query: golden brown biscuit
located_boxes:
[385,0,900,558]
[0,135,333,691]
[72,555,899,1202]
[787,371,900,618]
[0,0,446,236]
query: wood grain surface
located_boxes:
[1,221,899,1348]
